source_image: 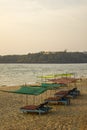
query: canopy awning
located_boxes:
[41,83,65,89]
[49,77,77,84]
[38,73,74,79]
[0,86,47,95]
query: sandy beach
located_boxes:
[0,79,87,130]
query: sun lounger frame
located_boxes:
[20,102,52,115]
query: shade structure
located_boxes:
[38,73,74,79]
[41,83,66,89]
[38,75,55,79]
[54,73,74,77]
[0,86,47,96]
[0,86,53,114]
[48,77,77,84]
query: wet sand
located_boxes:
[0,79,87,130]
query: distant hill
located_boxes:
[0,51,87,63]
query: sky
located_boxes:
[0,0,87,55]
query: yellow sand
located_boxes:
[0,79,87,130]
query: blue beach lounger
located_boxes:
[54,88,80,99]
[44,96,70,105]
[20,102,52,115]
[69,87,80,96]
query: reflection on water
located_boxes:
[0,63,87,86]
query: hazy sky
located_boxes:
[0,0,87,55]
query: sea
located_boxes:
[0,63,87,86]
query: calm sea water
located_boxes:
[0,63,87,86]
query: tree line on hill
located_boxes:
[0,51,87,63]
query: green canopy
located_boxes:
[41,83,63,89]
[0,86,47,95]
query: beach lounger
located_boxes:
[20,102,52,115]
[54,91,69,97]
[55,90,76,98]
[44,95,70,105]
[66,88,80,98]
[54,88,80,99]
[69,87,80,96]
